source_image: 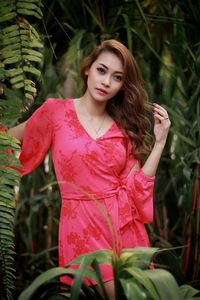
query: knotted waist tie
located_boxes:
[60,181,139,231]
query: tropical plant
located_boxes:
[0,0,44,299]
[1,0,199,297]
[18,247,200,300]
[0,133,21,300]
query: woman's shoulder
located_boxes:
[44,98,73,107]
[38,98,74,116]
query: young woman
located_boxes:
[6,39,170,299]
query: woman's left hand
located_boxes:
[152,103,171,146]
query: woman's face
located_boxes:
[85,51,124,103]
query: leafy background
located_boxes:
[0,0,199,299]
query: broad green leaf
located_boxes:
[120,247,158,269]
[120,278,149,300]
[179,284,200,298]
[70,248,113,265]
[122,267,160,300]
[18,267,77,300]
[70,256,95,300]
[145,269,182,300]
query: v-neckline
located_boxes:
[72,99,116,141]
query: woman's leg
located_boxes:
[97,280,115,300]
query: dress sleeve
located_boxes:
[18,99,53,175]
[121,138,155,224]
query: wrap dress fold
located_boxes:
[18,98,155,282]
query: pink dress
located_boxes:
[19,98,155,283]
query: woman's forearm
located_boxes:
[142,142,166,177]
[7,121,27,142]
[141,103,171,177]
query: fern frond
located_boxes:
[0,86,23,125]
[1,20,43,104]
[5,68,23,77]
[0,0,16,23]
[0,133,21,300]
[0,2,44,297]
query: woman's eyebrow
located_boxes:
[98,63,124,74]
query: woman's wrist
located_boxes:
[154,140,166,151]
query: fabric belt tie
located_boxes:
[61,182,138,230]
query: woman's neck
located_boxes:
[78,94,107,117]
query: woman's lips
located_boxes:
[96,88,108,95]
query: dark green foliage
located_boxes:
[0,133,21,300]
[0,0,44,116]
[18,248,200,300]
[0,1,44,299]
[0,0,200,298]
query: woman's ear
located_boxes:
[84,67,90,76]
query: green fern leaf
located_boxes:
[2,50,21,59]
[1,43,21,52]
[2,29,20,39]
[2,36,20,46]
[0,133,21,300]
[0,4,16,15]
[19,23,40,39]
[0,13,17,23]
[12,82,24,89]
[21,40,43,48]
[17,2,42,14]
[2,24,18,33]
[0,68,5,80]
[5,68,23,77]
[25,92,34,101]
[10,75,24,84]
[25,84,37,94]
[0,2,44,296]
[22,48,43,58]
[23,65,41,76]
[23,54,42,63]
[17,9,42,19]
[3,56,21,64]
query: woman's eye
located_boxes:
[114,75,122,82]
[97,67,105,74]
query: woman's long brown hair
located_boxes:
[80,39,153,162]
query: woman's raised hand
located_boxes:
[152,103,171,146]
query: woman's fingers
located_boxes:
[153,103,170,122]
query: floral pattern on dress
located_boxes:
[18,98,155,283]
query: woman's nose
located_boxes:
[102,75,111,87]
